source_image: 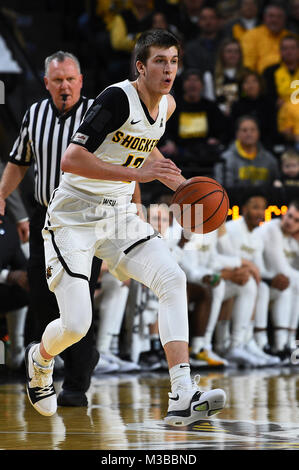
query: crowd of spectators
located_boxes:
[1,0,299,196]
[72,0,299,195]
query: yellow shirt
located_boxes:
[274,63,299,102]
[232,23,248,42]
[277,100,299,135]
[241,25,292,74]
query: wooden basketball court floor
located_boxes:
[1,365,299,453]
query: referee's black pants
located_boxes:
[26,203,102,394]
[0,283,29,313]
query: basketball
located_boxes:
[171,176,229,234]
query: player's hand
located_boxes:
[231,267,251,285]
[17,220,30,243]
[222,267,250,285]
[138,158,181,183]
[271,273,290,291]
[241,259,261,284]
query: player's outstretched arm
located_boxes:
[61,143,182,184]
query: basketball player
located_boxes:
[183,227,264,367]
[23,30,226,424]
[254,199,299,356]
[219,189,281,365]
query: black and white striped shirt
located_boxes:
[9,96,93,206]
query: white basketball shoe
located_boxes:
[164,375,226,426]
[25,342,57,416]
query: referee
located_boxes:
[0,51,101,407]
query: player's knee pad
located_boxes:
[54,272,92,340]
[151,264,188,346]
[62,313,92,342]
[151,262,186,303]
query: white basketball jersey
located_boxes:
[62,79,168,197]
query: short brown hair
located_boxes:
[134,29,180,66]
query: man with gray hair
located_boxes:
[0,51,101,407]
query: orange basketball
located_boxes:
[171,176,229,234]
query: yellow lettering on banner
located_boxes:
[228,205,288,222]
[265,205,281,222]
[179,112,208,138]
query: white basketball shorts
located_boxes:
[43,184,157,291]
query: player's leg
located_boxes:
[58,256,101,407]
[93,271,138,373]
[188,281,213,357]
[246,281,280,366]
[114,236,226,425]
[287,287,299,351]
[25,270,93,416]
[254,281,270,349]
[270,286,292,356]
[188,280,228,367]
[227,278,257,348]
[214,297,234,356]
[224,278,264,367]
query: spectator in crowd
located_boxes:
[151,10,180,38]
[274,149,299,188]
[184,7,224,74]
[76,0,117,93]
[230,70,279,148]
[218,189,281,365]
[287,0,299,34]
[204,38,248,115]
[277,91,299,150]
[109,0,154,81]
[214,0,241,23]
[224,0,260,42]
[215,115,280,188]
[0,8,23,94]
[159,69,228,171]
[263,35,299,107]
[0,215,29,370]
[241,3,292,74]
[175,0,205,42]
[255,199,299,357]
